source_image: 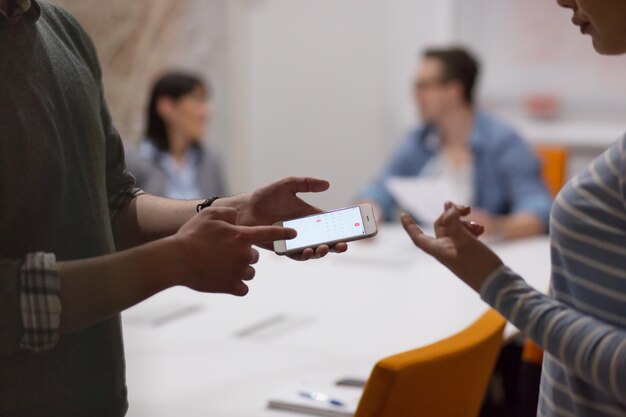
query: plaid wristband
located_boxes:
[19,252,62,352]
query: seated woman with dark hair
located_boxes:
[127,71,226,199]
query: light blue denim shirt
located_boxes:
[357,111,552,230]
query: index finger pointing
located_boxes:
[245,225,297,244]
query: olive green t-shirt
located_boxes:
[0,1,137,415]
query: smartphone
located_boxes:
[273,204,378,255]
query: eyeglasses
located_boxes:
[413,78,447,91]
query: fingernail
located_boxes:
[444,201,452,209]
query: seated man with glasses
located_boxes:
[356,47,551,240]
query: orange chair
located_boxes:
[354,309,506,417]
[521,339,544,364]
[534,145,568,198]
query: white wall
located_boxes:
[225,0,455,208]
[454,0,626,118]
[222,0,626,205]
[70,0,624,204]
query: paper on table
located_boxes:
[268,382,362,417]
[385,176,472,224]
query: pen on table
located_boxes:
[299,390,345,407]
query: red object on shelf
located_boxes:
[524,94,560,120]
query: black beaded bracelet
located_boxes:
[196,197,221,213]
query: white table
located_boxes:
[122,225,551,417]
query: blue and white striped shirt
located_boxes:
[481,135,626,417]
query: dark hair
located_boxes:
[422,47,480,105]
[145,72,210,151]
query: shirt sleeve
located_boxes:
[100,93,143,218]
[496,133,553,231]
[356,133,423,221]
[19,253,62,353]
[0,253,62,355]
[481,266,626,405]
[80,23,143,218]
[45,5,143,216]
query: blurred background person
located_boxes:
[127,72,226,200]
[356,47,552,240]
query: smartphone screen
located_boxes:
[283,206,366,251]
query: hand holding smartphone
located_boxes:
[273,204,378,255]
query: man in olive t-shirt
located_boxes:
[0,1,346,415]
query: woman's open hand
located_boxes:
[401,202,504,292]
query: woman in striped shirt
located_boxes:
[401,1,626,416]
